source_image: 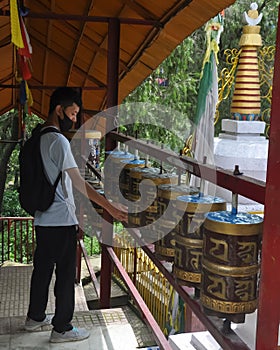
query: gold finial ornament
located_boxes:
[244,2,263,26]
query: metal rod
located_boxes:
[199,156,207,197]
[231,193,238,215]
[78,239,100,298]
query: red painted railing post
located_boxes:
[256,5,280,350]
[100,17,120,308]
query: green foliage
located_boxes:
[123,0,278,144]
[0,218,34,264]
[122,37,197,153]
[83,235,101,255]
[1,188,26,217]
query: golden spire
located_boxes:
[230,3,262,120]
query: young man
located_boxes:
[24,87,127,343]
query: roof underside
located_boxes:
[0,0,236,121]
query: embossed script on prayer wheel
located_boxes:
[174,195,226,288]
[154,184,199,262]
[200,211,263,323]
[104,152,134,202]
[119,158,145,201]
[128,167,161,228]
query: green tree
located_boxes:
[123,0,278,145]
[0,111,19,215]
[1,113,42,217]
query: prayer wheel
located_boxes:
[128,167,161,228]
[200,211,263,323]
[154,184,199,262]
[104,152,134,202]
[119,158,145,201]
[141,172,178,227]
[174,195,226,288]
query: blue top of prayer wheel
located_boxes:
[206,211,263,225]
[176,194,227,213]
[105,150,125,155]
[121,158,146,165]
[177,194,225,204]
[110,152,134,160]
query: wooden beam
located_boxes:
[0,9,161,26]
[0,84,105,90]
[66,0,95,87]
[99,18,121,309]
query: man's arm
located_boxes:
[66,167,128,223]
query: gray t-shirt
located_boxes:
[34,130,79,226]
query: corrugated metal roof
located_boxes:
[0,0,236,120]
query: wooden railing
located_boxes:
[0,130,266,349]
[103,132,265,350]
[113,234,177,333]
[0,217,35,264]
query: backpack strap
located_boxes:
[39,125,62,187]
[54,171,62,187]
[40,126,61,136]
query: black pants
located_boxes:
[27,225,77,332]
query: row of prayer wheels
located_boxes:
[99,150,263,323]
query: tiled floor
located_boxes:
[0,309,144,350]
[0,265,88,317]
[0,263,157,349]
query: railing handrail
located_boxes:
[0,217,34,220]
[109,131,266,204]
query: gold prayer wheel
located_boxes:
[140,172,178,227]
[154,184,199,262]
[119,158,145,201]
[173,195,226,288]
[127,167,161,228]
[137,172,178,243]
[104,151,134,202]
[200,211,263,323]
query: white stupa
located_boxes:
[214,2,268,212]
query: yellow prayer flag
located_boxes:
[25,81,33,106]
[10,0,24,48]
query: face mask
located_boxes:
[58,110,73,132]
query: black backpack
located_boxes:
[18,124,62,216]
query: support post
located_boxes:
[256,5,280,349]
[100,17,120,308]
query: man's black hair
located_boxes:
[49,87,82,115]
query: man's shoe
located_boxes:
[24,315,52,331]
[50,327,90,343]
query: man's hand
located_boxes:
[67,167,128,223]
[106,202,128,223]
